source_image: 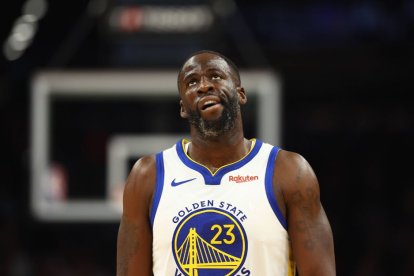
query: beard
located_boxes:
[187,94,240,138]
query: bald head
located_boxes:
[177,50,241,92]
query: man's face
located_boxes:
[178,53,246,137]
[186,90,239,138]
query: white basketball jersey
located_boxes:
[151,139,295,276]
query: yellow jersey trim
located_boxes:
[181,138,257,177]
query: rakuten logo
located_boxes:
[228,175,259,183]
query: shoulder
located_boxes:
[275,149,310,179]
[131,155,157,178]
[123,155,157,216]
[126,155,157,190]
[274,149,320,204]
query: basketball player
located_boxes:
[117,51,336,275]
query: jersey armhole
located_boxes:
[265,147,288,230]
[150,152,164,227]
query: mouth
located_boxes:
[199,96,222,111]
[202,100,220,110]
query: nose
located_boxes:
[197,76,214,94]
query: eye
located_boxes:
[187,79,197,87]
[211,75,221,80]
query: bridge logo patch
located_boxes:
[172,207,248,276]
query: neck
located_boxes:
[188,123,251,172]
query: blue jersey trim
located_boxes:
[150,152,164,227]
[176,139,263,185]
[265,147,288,230]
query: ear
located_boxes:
[237,87,247,105]
[180,100,189,118]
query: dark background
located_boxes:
[1,0,413,275]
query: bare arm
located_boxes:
[275,150,335,276]
[117,156,156,276]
